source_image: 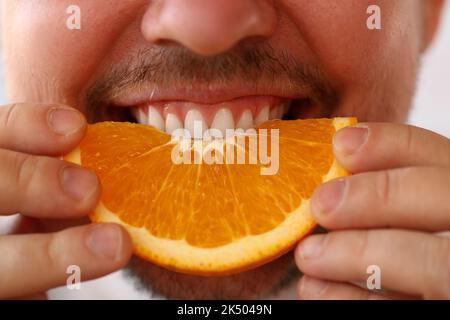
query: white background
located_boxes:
[409,2,450,137]
[0,3,448,299]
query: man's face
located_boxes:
[1,0,436,299]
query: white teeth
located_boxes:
[211,108,235,135]
[148,106,165,131]
[185,109,207,137]
[236,109,253,130]
[132,108,148,124]
[255,106,269,125]
[135,102,290,133]
[165,113,183,134]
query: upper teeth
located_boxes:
[132,104,286,136]
[165,113,183,134]
[149,106,165,132]
[211,108,235,135]
[185,109,208,136]
[254,105,270,125]
[236,109,253,130]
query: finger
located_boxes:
[333,123,450,172]
[311,167,450,231]
[297,276,415,300]
[0,103,86,156]
[295,230,450,299]
[0,223,132,299]
[0,148,100,218]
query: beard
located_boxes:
[124,251,299,300]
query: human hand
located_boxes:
[0,103,132,299]
[296,123,450,299]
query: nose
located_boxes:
[141,0,277,56]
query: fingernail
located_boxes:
[61,166,99,201]
[333,125,369,155]
[299,277,328,298]
[297,236,326,260]
[312,178,346,215]
[86,224,122,260]
[48,107,85,136]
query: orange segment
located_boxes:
[65,117,357,275]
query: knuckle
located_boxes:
[13,153,41,195]
[375,170,393,209]
[45,233,61,272]
[356,230,372,260]
[2,103,19,129]
[374,167,410,207]
[403,125,415,156]
[327,230,372,263]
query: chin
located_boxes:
[124,250,298,300]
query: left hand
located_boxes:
[295,122,450,299]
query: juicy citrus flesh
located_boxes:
[65,117,357,275]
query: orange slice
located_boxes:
[65,118,356,275]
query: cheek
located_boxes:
[283,0,422,118]
[285,0,421,83]
[3,0,144,106]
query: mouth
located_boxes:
[130,96,293,135]
[87,44,337,131]
[95,93,323,135]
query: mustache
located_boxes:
[85,43,337,119]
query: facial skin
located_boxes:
[3,0,428,122]
[0,0,448,299]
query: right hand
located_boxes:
[0,103,133,299]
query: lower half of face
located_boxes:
[2,0,426,299]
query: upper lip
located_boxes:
[107,81,312,107]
